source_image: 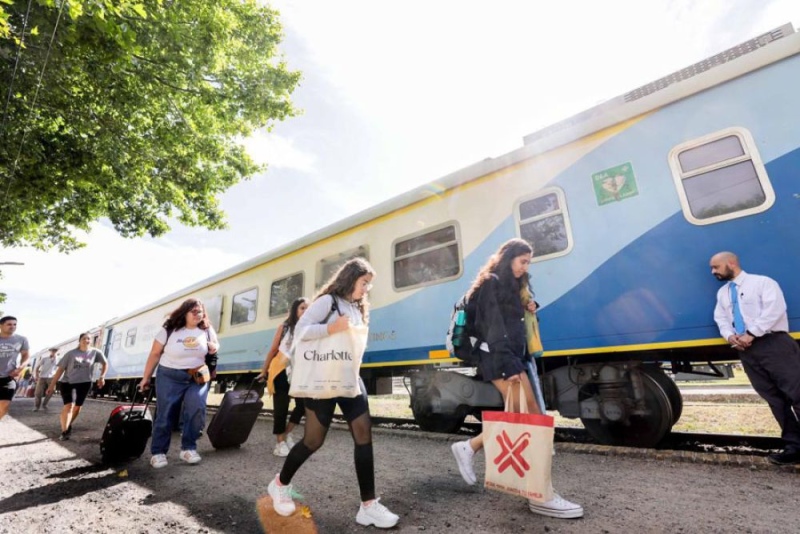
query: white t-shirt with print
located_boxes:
[155,326,217,370]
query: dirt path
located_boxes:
[2,396,798,533]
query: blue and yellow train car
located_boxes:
[57,23,800,447]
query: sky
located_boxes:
[1,0,798,354]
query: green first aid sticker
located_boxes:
[592,162,639,206]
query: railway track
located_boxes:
[91,397,782,456]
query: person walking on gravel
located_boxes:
[46,333,108,440]
[33,348,59,411]
[449,238,583,519]
[256,297,308,457]
[266,258,400,529]
[0,316,30,421]
[138,298,220,469]
[710,251,800,465]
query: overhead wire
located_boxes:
[0,0,35,136]
[2,0,68,206]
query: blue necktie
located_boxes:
[730,282,745,335]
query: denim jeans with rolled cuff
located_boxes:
[151,365,209,455]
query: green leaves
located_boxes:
[0,0,299,252]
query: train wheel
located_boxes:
[580,371,673,448]
[411,392,466,433]
[641,366,683,424]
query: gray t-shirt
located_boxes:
[58,348,107,384]
[0,334,29,378]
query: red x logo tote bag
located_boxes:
[289,324,368,399]
[482,385,554,502]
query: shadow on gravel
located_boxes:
[0,437,50,450]
[0,471,125,514]
[47,463,112,479]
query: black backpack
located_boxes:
[445,290,481,365]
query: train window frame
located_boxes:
[112,332,122,350]
[514,187,574,262]
[391,221,463,291]
[316,245,370,290]
[668,127,775,225]
[230,287,259,327]
[125,327,137,348]
[270,271,305,318]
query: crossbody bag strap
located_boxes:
[321,295,342,324]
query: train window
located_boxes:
[112,333,122,350]
[515,188,573,261]
[125,328,137,348]
[392,222,462,290]
[668,127,774,225]
[316,246,369,289]
[231,287,258,326]
[270,272,304,317]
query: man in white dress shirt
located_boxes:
[710,251,800,465]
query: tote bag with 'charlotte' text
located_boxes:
[483,385,554,503]
[289,324,368,399]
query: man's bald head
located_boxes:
[710,251,741,281]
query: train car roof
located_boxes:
[110,23,799,324]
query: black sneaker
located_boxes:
[768,450,800,465]
[65,425,73,436]
[59,432,69,441]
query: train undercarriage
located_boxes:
[406,358,721,448]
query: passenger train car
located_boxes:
[45,24,800,448]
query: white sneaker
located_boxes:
[451,440,476,486]
[267,474,296,516]
[285,435,296,449]
[273,441,290,457]
[528,493,584,519]
[179,449,202,464]
[356,499,399,529]
[150,454,168,469]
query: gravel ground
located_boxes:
[1,396,799,534]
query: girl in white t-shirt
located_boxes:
[139,298,219,469]
[257,297,309,457]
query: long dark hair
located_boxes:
[316,258,376,322]
[467,238,533,298]
[284,297,309,339]
[163,298,210,332]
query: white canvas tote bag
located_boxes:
[289,324,368,399]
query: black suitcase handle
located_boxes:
[127,385,155,417]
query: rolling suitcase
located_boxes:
[100,389,154,464]
[207,382,263,449]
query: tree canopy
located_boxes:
[0,0,300,252]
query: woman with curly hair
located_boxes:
[450,238,583,519]
[266,258,399,529]
[138,298,219,468]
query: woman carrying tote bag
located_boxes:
[449,238,583,519]
[266,258,399,530]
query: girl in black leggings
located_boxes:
[257,297,308,457]
[266,258,399,529]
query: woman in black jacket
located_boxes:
[450,238,583,519]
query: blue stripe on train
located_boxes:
[540,146,800,351]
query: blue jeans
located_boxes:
[151,365,209,455]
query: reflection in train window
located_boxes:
[515,188,573,261]
[668,127,774,225]
[317,246,369,289]
[231,287,258,326]
[270,273,304,318]
[125,328,137,348]
[393,223,462,290]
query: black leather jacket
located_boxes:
[474,274,527,360]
